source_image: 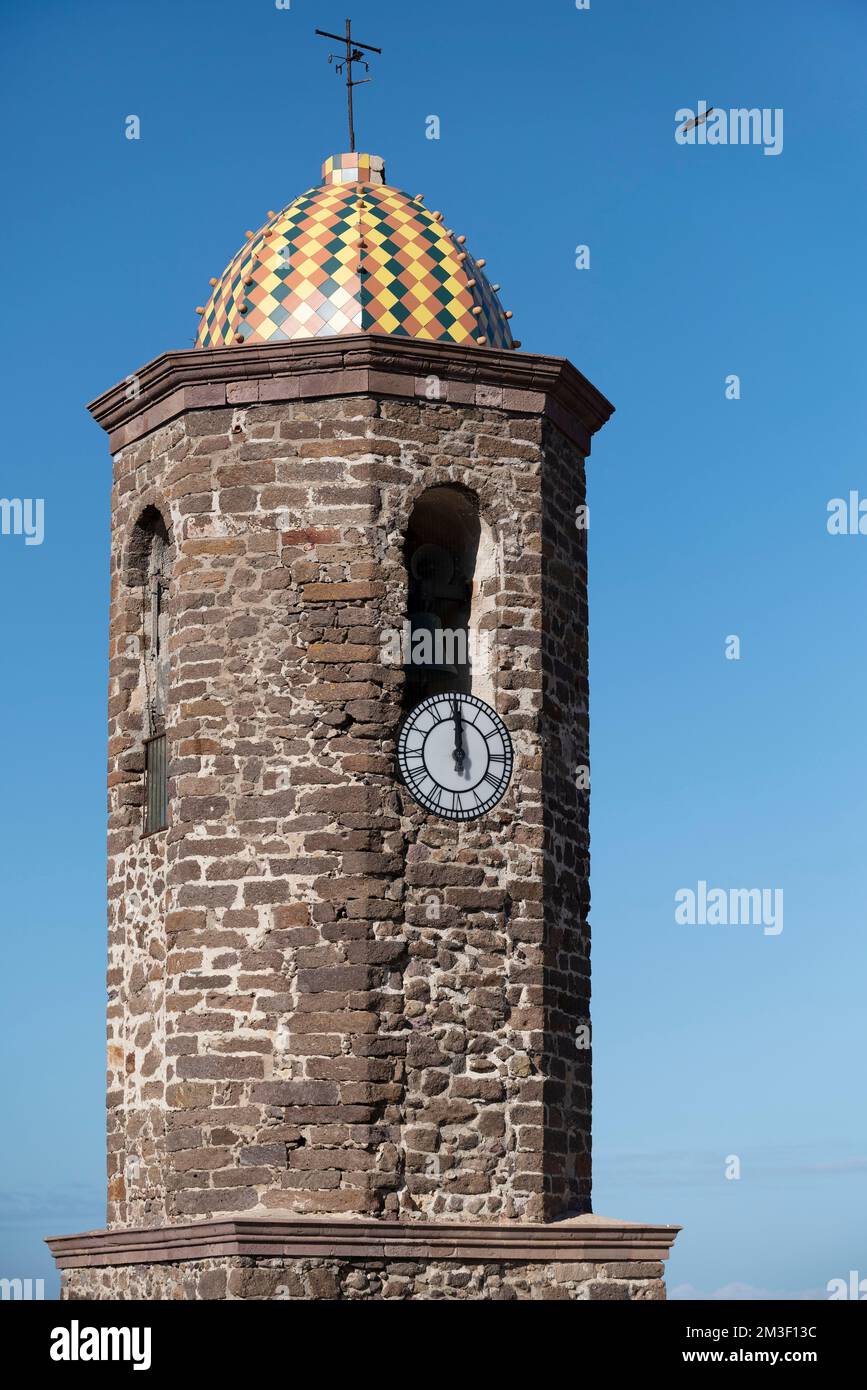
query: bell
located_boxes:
[404,611,458,677]
[411,543,454,589]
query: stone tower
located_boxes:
[48,150,679,1299]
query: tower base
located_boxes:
[48,1215,680,1301]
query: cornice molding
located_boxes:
[86,334,615,456]
[47,1214,678,1270]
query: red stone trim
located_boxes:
[47,1215,679,1270]
[87,334,614,456]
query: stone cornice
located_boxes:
[87,333,615,456]
[47,1214,678,1269]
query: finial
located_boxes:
[477,258,487,268]
[315,20,382,152]
[195,306,205,315]
[208,277,218,287]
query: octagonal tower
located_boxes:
[47,150,679,1300]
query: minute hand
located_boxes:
[452,697,465,771]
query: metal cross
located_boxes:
[315,18,382,152]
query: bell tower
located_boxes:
[48,147,679,1300]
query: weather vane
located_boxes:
[315,18,382,153]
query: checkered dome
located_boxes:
[196,153,514,351]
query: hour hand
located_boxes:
[452,697,465,771]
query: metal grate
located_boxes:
[144,733,168,834]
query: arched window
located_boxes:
[128,506,171,833]
[403,486,492,708]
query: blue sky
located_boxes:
[1,0,865,1299]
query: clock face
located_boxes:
[397,692,514,821]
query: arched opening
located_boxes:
[128,507,171,833]
[403,486,487,710]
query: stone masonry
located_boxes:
[47,336,679,1297]
[62,1256,667,1302]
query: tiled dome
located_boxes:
[196,153,516,351]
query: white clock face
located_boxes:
[397,692,513,821]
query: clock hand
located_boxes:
[452,696,465,772]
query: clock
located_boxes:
[397,692,513,821]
